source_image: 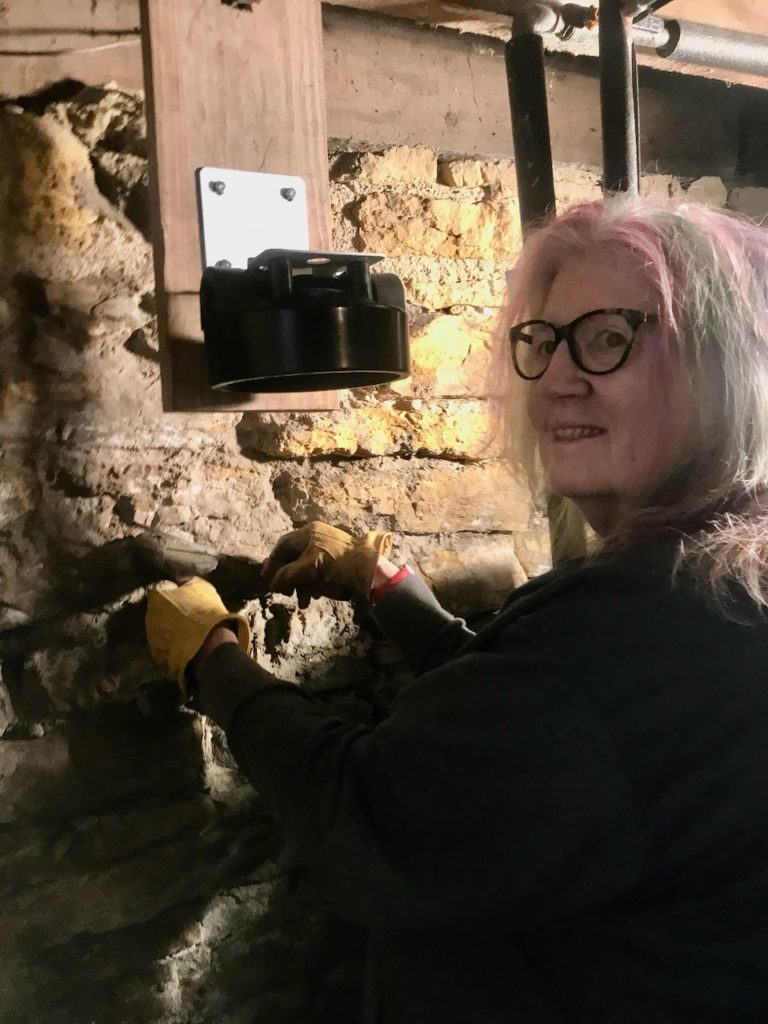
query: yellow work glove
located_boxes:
[145,577,251,691]
[264,521,393,599]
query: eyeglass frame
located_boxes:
[508,307,658,381]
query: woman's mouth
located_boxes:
[552,426,606,441]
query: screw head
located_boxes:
[280,187,297,202]
[214,259,232,268]
[209,180,226,195]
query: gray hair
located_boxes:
[489,195,768,613]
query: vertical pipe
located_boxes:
[505,30,557,234]
[505,11,587,563]
[599,0,641,194]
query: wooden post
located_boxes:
[140,0,338,412]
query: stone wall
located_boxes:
[1,82,767,1023]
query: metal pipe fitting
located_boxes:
[512,3,563,38]
[657,20,768,78]
[631,13,671,51]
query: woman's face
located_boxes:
[525,244,698,535]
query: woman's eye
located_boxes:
[595,330,627,349]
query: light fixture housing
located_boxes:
[200,249,410,393]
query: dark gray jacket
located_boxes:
[198,547,768,1023]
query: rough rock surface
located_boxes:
[0,91,559,1022]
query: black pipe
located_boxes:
[505,28,557,234]
[656,20,768,78]
[599,0,640,195]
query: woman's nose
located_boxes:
[539,340,592,397]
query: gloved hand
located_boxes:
[263,521,393,600]
[145,577,250,691]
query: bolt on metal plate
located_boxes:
[196,167,309,270]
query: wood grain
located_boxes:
[140,0,337,411]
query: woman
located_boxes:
[147,197,768,1023]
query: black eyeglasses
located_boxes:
[509,308,658,381]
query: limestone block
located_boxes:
[49,85,147,157]
[355,193,522,260]
[0,667,15,736]
[20,611,155,714]
[0,506,46,619]
[0,109,152,291]
[640,174,685,199]
[93,150,147,197]
[438,159,518,191]
[3,822,234,949]
[272,458,531,535]
[333,145,437,184]
[0,288,236,449]
[43,277,106,315]
[397,533,529,616]
[429,196,522,259]
[330,181,358,251]
[238,400,496,460]
[553,166,602,209]
[31,446,290,562]
[728,186,768,221]
[394,309,494,397]
[513,519,553,578]
[0,468,36,530]
[0,107,99,255]
[438,159,484,188]
[252,594,373,689]
[384,256,507,310]
[147,877,359,1024]
[0,375,42,440]
[685,176,727,208]
[0,445,290,667]
[0,733,72,825]
[353,193,445,255]
[92,149,150,235]
[92,293,147,324]
[0,799,216,909]
[0,708,203,826]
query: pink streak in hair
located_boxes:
[514,197,768,370]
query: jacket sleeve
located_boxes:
[372,574,475,674]
[197,601,643,932]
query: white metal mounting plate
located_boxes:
[196,167,309,270]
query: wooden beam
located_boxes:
[0,0,142,95]
[2,3,763,173]
[0,0,138,33]
[140,0,337,412]
[650,0,765,38]
[3,0,764,39]
[4,0,768,99]
[0,42,143,96]
[327,0,768,39]
[324,7,744,177]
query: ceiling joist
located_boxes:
[2,1,768,92]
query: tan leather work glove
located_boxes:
[145,577,250,691]
[264,521,393,600]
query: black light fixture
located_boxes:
[195,167,410,395]
[200,248,409,393]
